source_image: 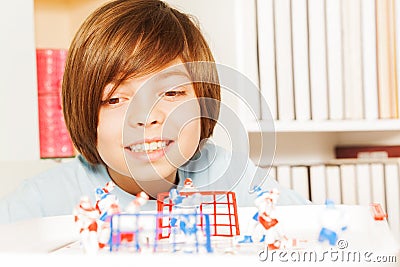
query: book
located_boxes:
[384,163,400,238]
[361,0,379,120]
[355,163,372,205]
[291,165,310,201]
[341,0,364,119]
[276,165,292,190]
[376,0,398,119]
[257,0,277,121]
[370,163,386,210]
[326,0,344,120]
[308,0,329,120]
[230,0,261,123]
[36,49,75,158]
[268,165,277,181]
[325,164,342,204]
[394,0,400,119]
[291,0,311,121]
[309,164,326,204]
[339,164,357,205]
[335,145,400,159]
[274,0,295,120]
[325,0,344,120]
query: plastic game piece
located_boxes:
[126,192,150,214]
[167,188,203,252]
[180,178,198,192]
[370,203,388,221]
[73,180,236,254]
[318,199,348,246]
[238,187,281,249]
[97,201,122,249]
[99,191,149,250]
[73,196,100,254]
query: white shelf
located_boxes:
[246,119,400,133]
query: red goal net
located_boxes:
[156,191,240,239]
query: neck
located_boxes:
[106,167,177,199]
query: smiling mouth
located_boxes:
[125,140,174,153]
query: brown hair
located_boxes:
[62,0,220,165]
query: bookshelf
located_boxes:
[250,0,400,167]
[247,119,400,133]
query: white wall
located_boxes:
[0,0,40,161]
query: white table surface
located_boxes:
[0,205,398,267]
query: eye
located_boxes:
[101,97,127,106]
[108,98,120,105]
[163,90,186,98]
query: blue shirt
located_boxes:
[0,143,309,224]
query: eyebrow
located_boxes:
[153,69,192,82]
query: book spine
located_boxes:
[257,0,278,120]
[384,163,400,238]
[376,0,398,118]
[276,164,292,189]
[291,165,310,201]
[234,0,261,123]
[325,165,342,204]
[274,0,295,120]
[340,164,357,205]
[395,0,400,119]
[291,0,311,121]
[325,0,344,120]
[308,0,329,120]
[36,49,74,158]
[361,0,379,120]
[309,164,327,204]
[335,145,400,159]
[342,0,364,120]
[370,163,386,210]
[355,163,372,205]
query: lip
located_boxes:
[124,138,175,162]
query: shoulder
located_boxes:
[179,141,232,173]
[0,155,109,223]
[23,155,99,184]
[178,141,257,191]
[25,155,110,198]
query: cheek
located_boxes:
[96,109,125,160]
[177,118,201,157]
[97,110,122,142]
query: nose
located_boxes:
[129,107,165,128]
[126,88,166,128]
[136,119,159,127]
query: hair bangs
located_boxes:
[115,10,187,83]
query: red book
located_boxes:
[36,49,74,158]
[36,49,67,95]
[335,145,400,159]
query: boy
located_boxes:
[0,0,308,224]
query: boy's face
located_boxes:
[97,59,201,192]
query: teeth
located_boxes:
[129,141,168,152]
